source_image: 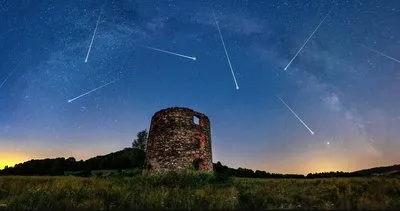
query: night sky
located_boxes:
[1,0,399,174]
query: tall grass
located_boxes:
[0,173,399,210]
[234,177,400,210]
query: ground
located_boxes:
[0,172,399,210]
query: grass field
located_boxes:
[0,172,399,210]
[64,169,142,177]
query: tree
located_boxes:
[66,157,76,162]
[132,129,148,151]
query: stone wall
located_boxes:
[145,107,213,173]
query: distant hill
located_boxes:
[0,148,145,176]
[84,147,145,170]
[352,164,400,176]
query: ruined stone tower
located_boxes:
[146,107,213,173]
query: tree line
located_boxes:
[212,161,397,179]
[0,130,148,176]
[0,148,146,176]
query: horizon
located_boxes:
[1,1,400,175]
[1,143,398,175]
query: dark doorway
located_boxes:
[192,158,205,170]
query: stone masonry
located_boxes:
[145,107,213,173]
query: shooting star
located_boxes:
[284,5,335,70]
[0,63,20,90]
[141,45,197,61]
[277,95,315,135]
[359,43,400,64]
[67,79,117,103]
[213,10,240,90]
[85,7,103,63]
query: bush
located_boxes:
[78,170,92,177]
[122,169,142,177]
[212,171,233,184]
[139,171,216,188]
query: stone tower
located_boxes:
[145,107,213,173]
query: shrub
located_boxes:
[122,169,142,177]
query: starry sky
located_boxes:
[1,0,400,174]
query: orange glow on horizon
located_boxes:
[0,152,30,170]
[0,142,397,174]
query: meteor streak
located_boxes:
[213,10,240,90]
[85,7,103,63]
[359,43,400,64]
[67,79,117,103]
[0,63,20,90]
[277,95,315,135]
[141,45,197,61]
[284,5,335,70]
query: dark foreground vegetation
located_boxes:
[0,172,400,210]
